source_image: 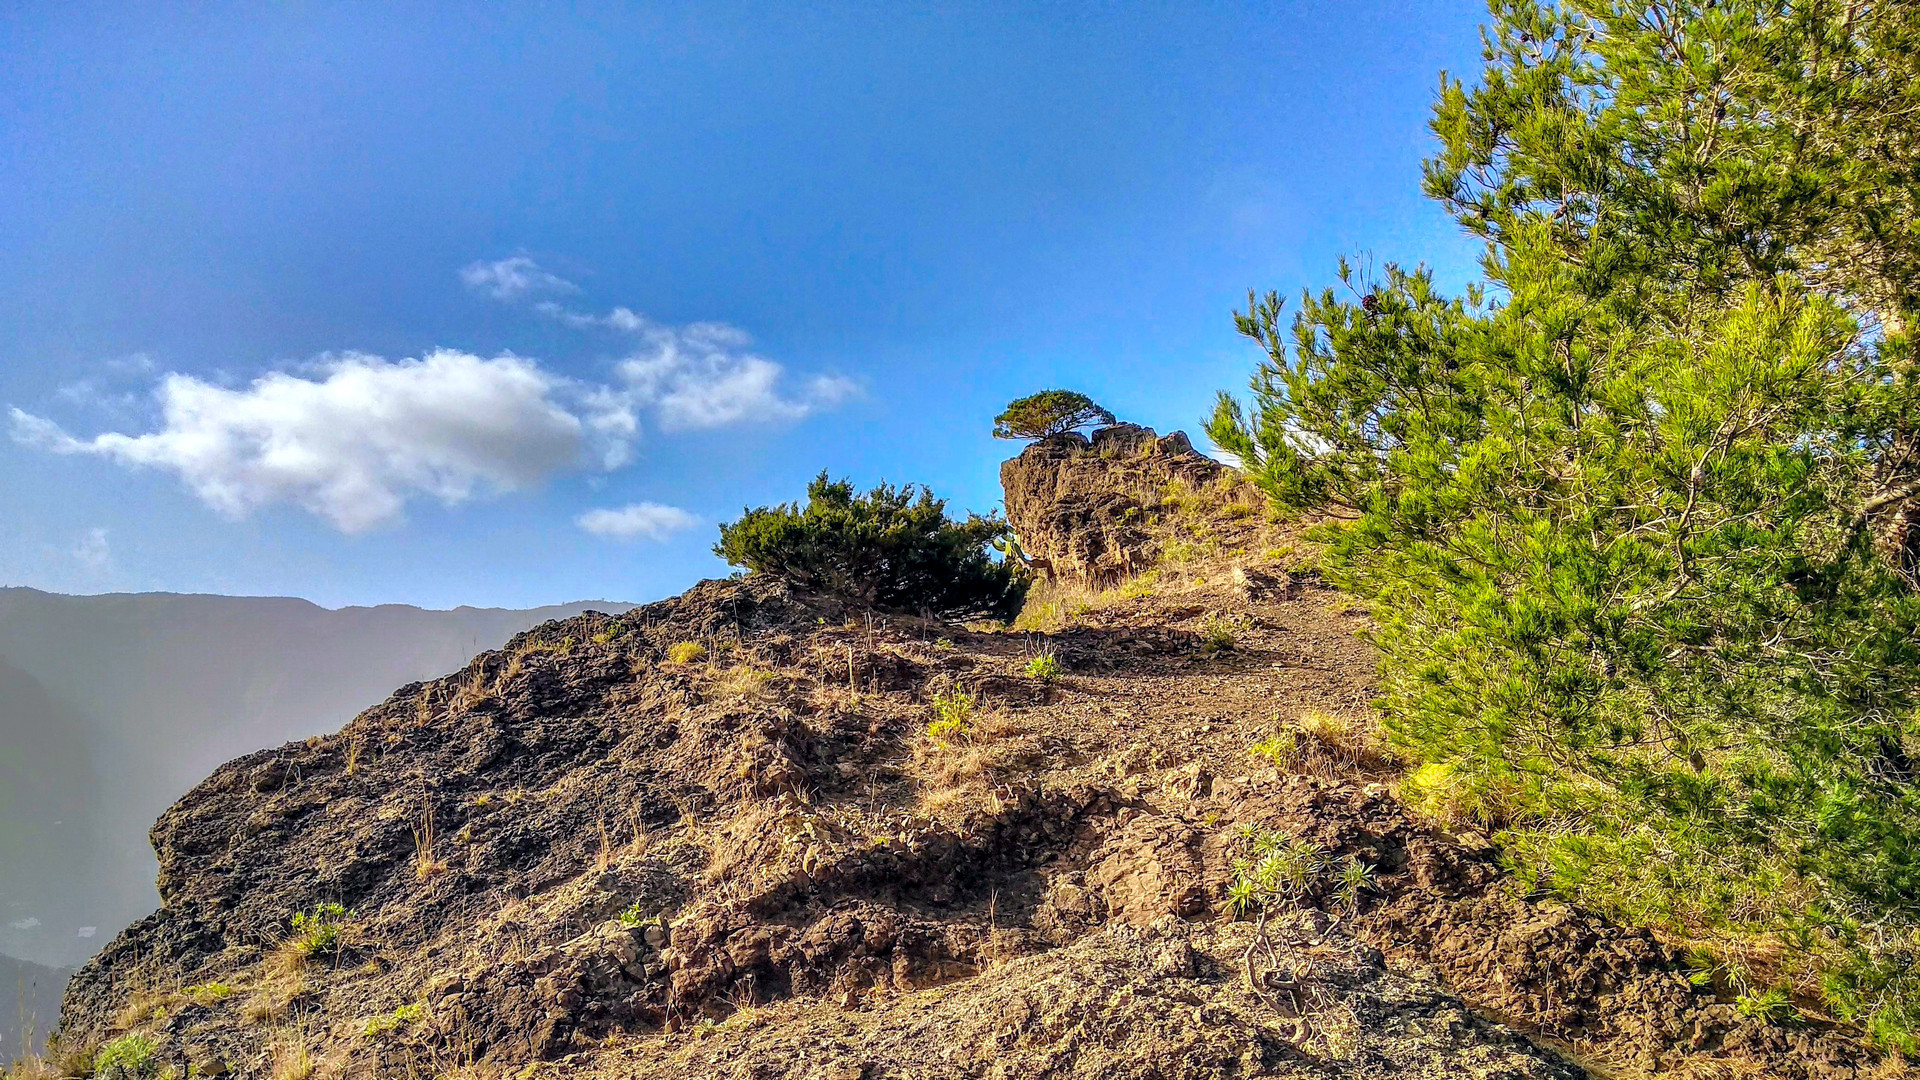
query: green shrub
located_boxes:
[184,981,236,1007]
[1249,732,1299,768]
[1023,652,1061,682]
[1332,855,1376,911]
[666,641,706,665]
[91,1034,159,1079]
[364,1003,424,1038]
[925,690,976,746]
[1196,615,1237,653]
[716,473,1027,619]
[1209,0,1920,1046]
[1735,987,1798,1025]
[290,902,347,957]
[991,390,1115,441]
[1226,827,1325,917]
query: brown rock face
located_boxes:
[999,424,1224,588]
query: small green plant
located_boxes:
[290,903,347,957]
[364,1003,424,1038]
[1735,987,1798,1025]
[1024,652,1061,682]
[667,641,707,665]
[1197,615,1238,653]
[1227,827,1334,1012]
[1682,948,1719,989]
[925,689,976,746]
[184,981,236,1007]
[1227,828,1325,918]
[617,904,647,928]
[1333,855,1376,910]
[91,1033,160,1079]
[1225,875,1260,917]
[1249,731,1299,767]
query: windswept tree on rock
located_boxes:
[992,390,1116,441]
[715,472,1028,619]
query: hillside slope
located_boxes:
[0,953,67,1067]
[0,660,106,966]
[0,589,632,968]
[43,431,1884,1079]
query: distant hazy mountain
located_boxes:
[0,952,67,1062]
[0,587,632,969]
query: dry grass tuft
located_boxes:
[269,1027,317,1080]
[243,947,308,1025]
[413,802,449,881]
[1295,710,1394,772]
[110,987,180,1031]
[451,665,494,711]
[701,802,785,889]
[912,705,1036,812]
[713,663,774,702]
[1248,711,1396,779]
[1,1057,68,1080]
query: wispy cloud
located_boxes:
[576,502,698,541]
[538,302,859,431]
[460,255,578,301]
[54,352,158,413]
[71,527,111,572]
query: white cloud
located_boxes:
[12,351,589,533]
[460,256,578,301]
[13,265,856,533]
[76,926,97,939]
[576,502,698,541]
[8,918,38,931]
[71,527,111,571]
[537,303,858,431]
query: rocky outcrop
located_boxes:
[1000,424,1227,587]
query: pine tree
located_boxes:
[1211,0,1920,1047]
[992,391,1117,441]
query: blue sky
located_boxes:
[1,2,1486,610]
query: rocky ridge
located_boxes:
[38,428,1891,1079]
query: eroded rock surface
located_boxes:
[1000,423,1227,587]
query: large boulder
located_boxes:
[999,424,1224,588]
